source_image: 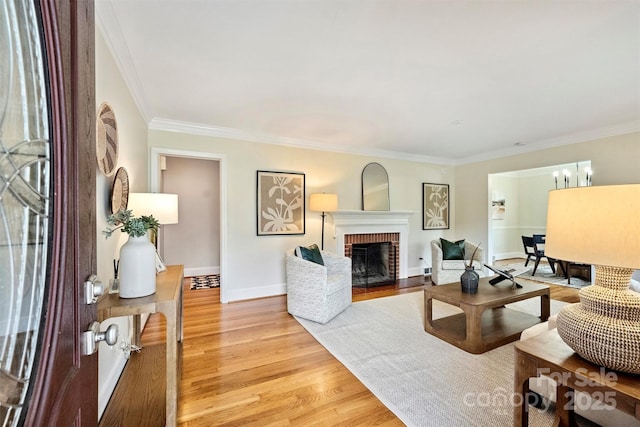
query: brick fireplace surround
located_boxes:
[344,233,400,281]
[331,211,413,279]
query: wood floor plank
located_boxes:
[100,259,579,426]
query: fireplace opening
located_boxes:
[351,242,397,287]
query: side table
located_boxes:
[514,329,640,426]
[98,264,184,426]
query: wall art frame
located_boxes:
[257,170,305,236]
[423,183,449,230]
[492,199,506,220]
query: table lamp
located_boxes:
[309,193,338,250]
[128,192,179,247]
[545,184,640,373]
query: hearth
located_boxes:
[332,210,412,279]
[344,232,400,287]
[352,242,397,287]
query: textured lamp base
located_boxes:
[556,265,640,374]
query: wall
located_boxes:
[456,131,640,263]
[148,130,639,303]
[517,174,552,232]
[489,174,519,259]
[148,129,458,301]
[162,157,221,274]
[95,29,149,417]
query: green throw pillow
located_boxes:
[440,238,465,260]
[296,244,324,265]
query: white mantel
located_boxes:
[330,210,414,278]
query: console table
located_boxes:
[514,329,640,426]
[98,264,184,426]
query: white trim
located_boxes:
[98,348,127,416]
[148,118,638,166]
[491,225,547,231]
[95,2,152,123]
[149,147,229,303]
[458,121,638,165]
[331,211,414,279]
[407,266,427,277]
[148,117,454,165]
[184,266,220,277]
[226,283,287,303]
[493,252,525,261]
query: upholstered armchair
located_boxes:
[430,239,485,285]
[285,250,352,324]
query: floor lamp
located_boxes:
[309,193,338,250]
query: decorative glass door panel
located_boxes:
[0,1,51,424]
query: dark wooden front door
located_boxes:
[0,0,97,425]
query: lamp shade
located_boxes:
[309,193,338,212]
[545,184,640,269]
[127,193,179,224]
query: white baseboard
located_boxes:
[221,268,420,302]
[408,266,426,277]
[493,252,524,262]
[185,266,220,277]
[98,354,126,418]
[98,313,150,419]
[226,282,286,302]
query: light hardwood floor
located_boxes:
[100,260,579,426]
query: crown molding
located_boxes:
[95,1,152,123]
[148,117,456,165]
[150,117,639,167]
[456,120,640,165]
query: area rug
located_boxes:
[189,274,220,290]
[295,292,596,427]
[499,259,590,289]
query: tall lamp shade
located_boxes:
[545,185,640,268]
[127,193,179,224]
[545,184,640,373]
[309,193,338,250]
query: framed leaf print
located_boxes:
[423,183,449,230]
[257,171,305,235]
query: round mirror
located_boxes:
[362,163,390,211]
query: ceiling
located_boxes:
[96,0,640,165]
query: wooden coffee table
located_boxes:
[423,277,550,354]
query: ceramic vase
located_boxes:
[460,266,479,294]
[118,235,156,298]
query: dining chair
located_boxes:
[528,235,558,276]
[521,236,537,267]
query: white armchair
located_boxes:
[285,250,352,324]
[431,239,485,285]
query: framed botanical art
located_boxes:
[257,170,305,235]
[423,183,449,230]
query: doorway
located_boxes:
[150,148,228,302]
[487,161,592,265]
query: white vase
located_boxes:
[118,235,156,298]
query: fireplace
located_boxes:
[332,211,412,280]
[351,242,397,287]
[344,232,400,287]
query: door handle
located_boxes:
[82,322,118,355]
[84,274,105,304]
